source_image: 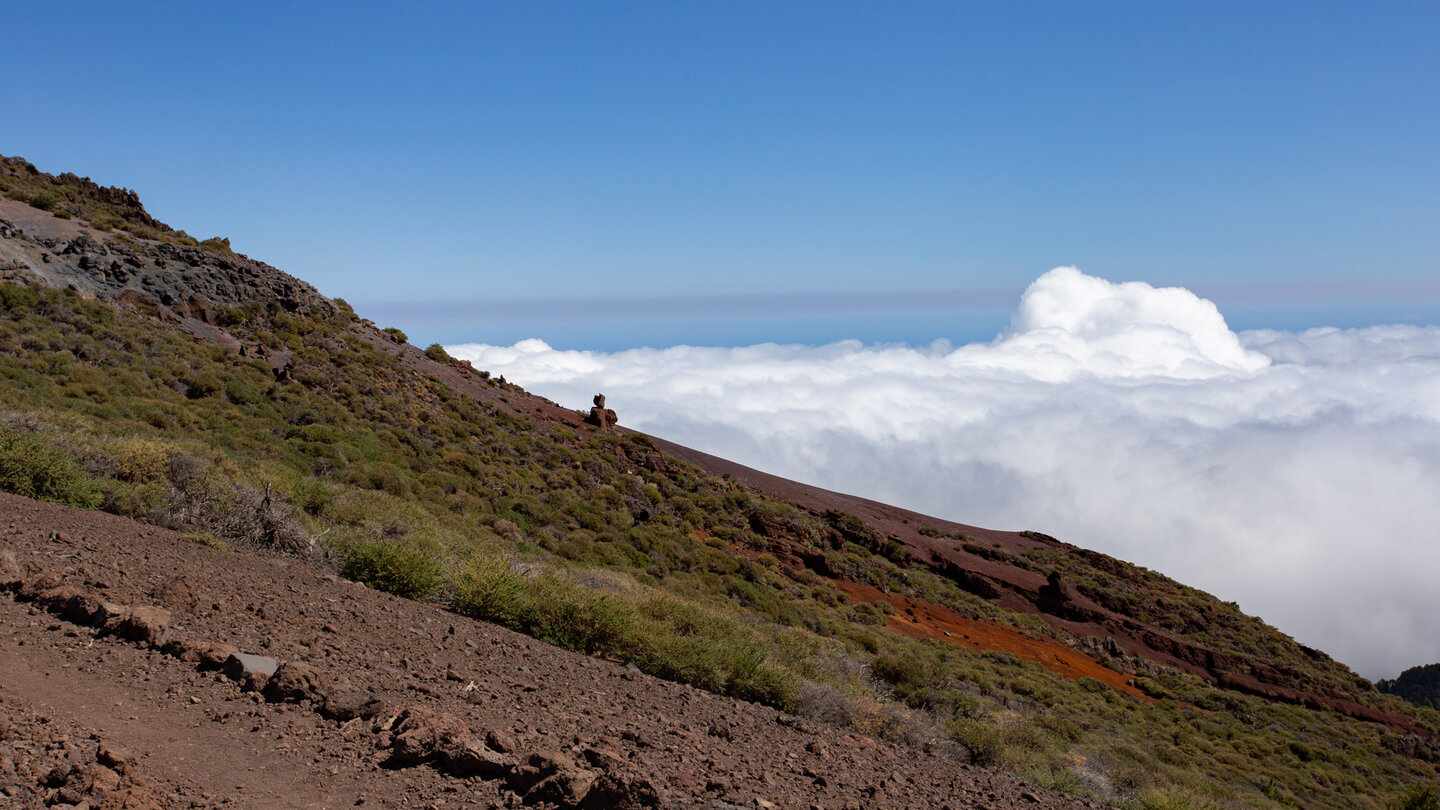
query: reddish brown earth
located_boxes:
[0,492,1107,810]
[830,582,1148,702]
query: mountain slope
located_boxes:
[2,154,1438,808]
[3,491,1104,809]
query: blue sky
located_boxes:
[6,2,1439,349]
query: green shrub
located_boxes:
[27,190,62,211]
[0,284,40,311]
[948,718,1005,766]
[100,478,169,519]
[452,554,526,624]
[341,538,442,599]
[292,477,333,516]
[108,437,176,483]
[0,429,99,507]
[1134,788,1220,810]
[185,371,223,399]
[1396,786,1440,810]
[424,343,452,363]
[512,576,640,657]
[223,379,264,406]
[872,651,928,694]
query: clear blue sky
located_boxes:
[6,2,1438,349]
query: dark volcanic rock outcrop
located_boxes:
[0,196,334,329]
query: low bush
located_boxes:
[341,537,443,599]
[452,554,526,625]
[108,436,176,483]
[0,428,99,507]
[27,190,62,211]
[1395,786,1440,810]
[1134,787,1221,809]
[949,718,1005,766]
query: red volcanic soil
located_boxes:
[0,492,1108,809]
[832,581,1149,701]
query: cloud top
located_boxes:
[1001,266,1271,379]
[448,268,1440,678]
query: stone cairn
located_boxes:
[585,393,618,430]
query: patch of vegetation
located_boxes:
[0,425,100,508]
[340,536,443,599]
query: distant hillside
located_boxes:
[1383,664,1440,711]
[2,153,1439,809]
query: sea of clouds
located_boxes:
[448,267,1440,679]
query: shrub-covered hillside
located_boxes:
[1384,665,1440,712]
[2,157,1438,808]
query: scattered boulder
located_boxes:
[96,743,134,776]
[17,571,63,600]
[111,605,173,648]
[525,761,599,807]
[387,706,474,767]
[485,728,518,754]
[223,652,279,691]
[151,574,198,613]
[320,690,386,722]
[263,661,326,704]
[583,772,662,809]
[445,739,515,779]
[0,549,22,589]
[191,640,240,669]
[34,585,103,624]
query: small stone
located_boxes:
[321,691,385,722]
[115,605,172,647]
[263,662,325,704]
[0,549,23,588]
[445,740,514,778]
[96,742,134,774]
[151,574,198,613]
[525,765,598,807]
[222,652,280,691]
[89,763,121,793]
[485,729,518,754]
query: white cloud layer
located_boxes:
[449,267,1440,679]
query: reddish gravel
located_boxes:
[0,492,1108,809]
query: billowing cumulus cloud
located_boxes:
[449,267,1440,679]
